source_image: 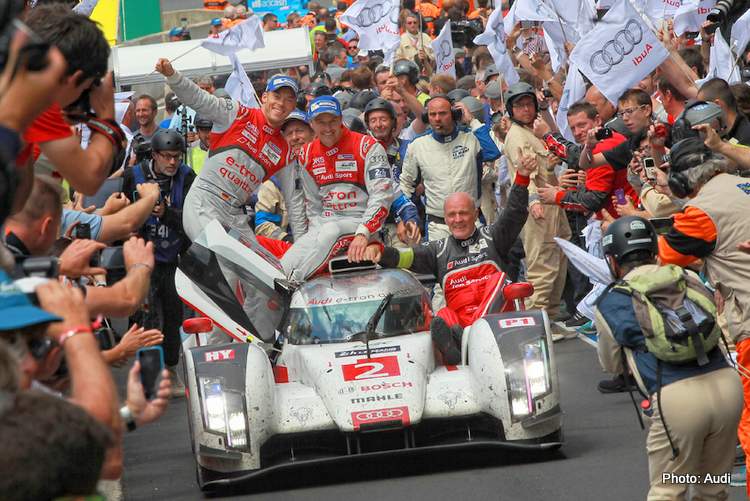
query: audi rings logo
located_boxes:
[589,20,643,75]
[438,40,452,60]
[355,408,404,421]
[356,0,399,28]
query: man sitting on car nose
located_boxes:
[364,153,536,364]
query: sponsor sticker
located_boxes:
[312,166,326,176]
[368,167,390,180]
[341,355,400,381]
[360,380,413,391]
[261,142,281,165]
[335,345,401,358]
[351,406,410,430]
[204,349,235,362]
[498,317,536,328]
[351,393,403,404]
[737,182,750,195]
[335,160,357,172]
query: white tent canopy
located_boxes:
[111,27,313,89]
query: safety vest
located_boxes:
[187,146,208,175]
[133,162,190,264]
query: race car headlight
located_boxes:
[505,338,551,420]
[199,377,249,450]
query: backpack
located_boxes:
[612,264,721,366]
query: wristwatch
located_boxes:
[120,405,137,432]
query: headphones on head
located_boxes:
[667,138,713,198]
[421,95,462,125]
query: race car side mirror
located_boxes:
[504,282,534,302]
[183,317,213,335]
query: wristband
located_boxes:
[58,325,93,347]
[120,405,137,432]
[514,173,530,187]
[127,263,153,273]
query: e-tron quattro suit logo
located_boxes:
[356,0,399,28]
[589,19,643,75]
[354,408,404,421]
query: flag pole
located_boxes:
[149,44,203,75]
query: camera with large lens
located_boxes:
[706,0,747,35]
[451,19,483,48]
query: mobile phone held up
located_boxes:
[137,346,164,400]
[642,156,657,181]
[595,127,613,141]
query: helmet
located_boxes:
[349,89,378,111]
[671,100,725,142]
[447,88,471,102]
[307,81,332,97]
[392,59,420,86]
[150,129,185,152]
[333,90,354,110]
[342,108,367,134]
[193,114,213,129]
[363,97,396,123]
[505,82,538,118]
[601,216,658,264]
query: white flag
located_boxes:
[431,21,456,79]
[73,0,99,16]
[474,7,519,85]
[225,54,260,108]
[201,16,265,56]
[556,64,587,141]
[644,0,681,20]
[503,0,558,35]
[674,0,716,36]
[543,20,579,73]
[570,0,669,104]
[340,0,400,53]
[731,7,750,56]
[702,28,741,84]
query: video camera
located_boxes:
[705,0,747,37]
[451,19,483,48]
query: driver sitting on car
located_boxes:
[365,152,536,364]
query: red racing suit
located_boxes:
[554,132,638,219]
[280,126,394,280]
[379,174,529,327]
[165,70,293,242]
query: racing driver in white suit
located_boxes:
[281,95,395,281]
[154,59,298,243]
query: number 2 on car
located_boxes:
[341,355,400,381]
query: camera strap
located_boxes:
[87,117,126,152]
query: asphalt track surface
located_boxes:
[121,337,744,500]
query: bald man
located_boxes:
[366,154,536,363]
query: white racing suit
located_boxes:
[166,71,295,344]
[165,71,295,242]
[280,127,394,281]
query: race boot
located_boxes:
[430,316,461,365]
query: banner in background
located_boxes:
[249,0,305,22]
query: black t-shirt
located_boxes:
[725,113,750,146]
[602,129,647,171]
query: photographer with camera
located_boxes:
[655,137,750,491]
[16,5,123,198]
[595,216,741,499]
[5,176,156,320]
[122,128,195,397]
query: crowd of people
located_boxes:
[4,0,750,498]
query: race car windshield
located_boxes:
[284,293,431,344]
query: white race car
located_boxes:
[176,221,563,493]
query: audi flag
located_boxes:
[225,54,260,109]
[569,0,668,104]
[555,64,587,141]
[432,21,456,79]
[201,16,265,56]
[340,0,400,56]
[503,0,557,35]
[673,0,716,36]
[473,7,519,85]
